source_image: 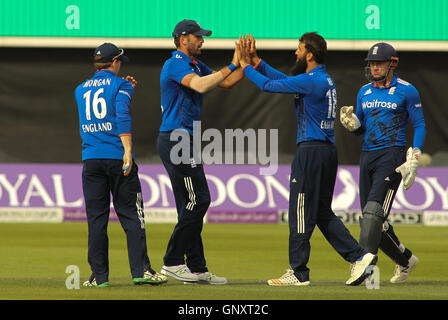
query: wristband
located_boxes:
[242,64,251,71]
[228,63,237,72]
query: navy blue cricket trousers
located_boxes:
[82,159,150,284]
[359,146,412,263]
[288,141,366,282]
[157,132,210,273]
[359,146,405,216]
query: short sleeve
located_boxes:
[167,59,196,84]
[195,59,213,76]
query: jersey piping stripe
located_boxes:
[297,193,305,234]
[118,90,131,98]
[184,177,196,211]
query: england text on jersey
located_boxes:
[82,122,113,133]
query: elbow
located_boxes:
[189,82,210,94]
[421,123,427,131]
[415,122,427,134]
[219,82,234,90]
[260,83,271,92]
[195,87,208,94]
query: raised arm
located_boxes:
[246,35,287,80]
[243,65,311,94]
[219,41,245,89]
[238,38,311,95]
[181,66,234,93]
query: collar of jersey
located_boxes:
[94,69,115,77]
[373,74,397,89]
[307,65,326,74]
[172,50,198,65]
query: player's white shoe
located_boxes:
[267,269,311,286]
[144,269,168,282]
[160,264,199,282]
[346,253,378,286]
[390,255,419,283]
[184,272,228,285]
[82,278,109,287]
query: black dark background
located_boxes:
[1,47,446,164]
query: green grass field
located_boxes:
[0,223,447,300]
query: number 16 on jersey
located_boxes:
[83,88,107,120]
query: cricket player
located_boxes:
[75,43,167,287]
[238,33,376,286]
[158,20,245,284]
[340,42,426,283]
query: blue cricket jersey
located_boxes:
[159,50,213,134]
[354,75,426,151]
[244,61,337,144]
[74,70,134,160]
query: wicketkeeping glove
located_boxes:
[395,147,421,190]
[340,106,361,132]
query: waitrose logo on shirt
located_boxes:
[362,99,398,110]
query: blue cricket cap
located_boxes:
[93,43,129,63]
[172,20,212,38]
[365,42,398,62]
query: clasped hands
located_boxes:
[230,34,261,69]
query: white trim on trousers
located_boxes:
[297,193,305,234]
[184,177,196,211]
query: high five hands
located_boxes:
[236,34,260,69]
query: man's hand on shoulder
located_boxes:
[123,76,138,88]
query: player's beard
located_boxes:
[290,56,307,76]
[186,42,202,57]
